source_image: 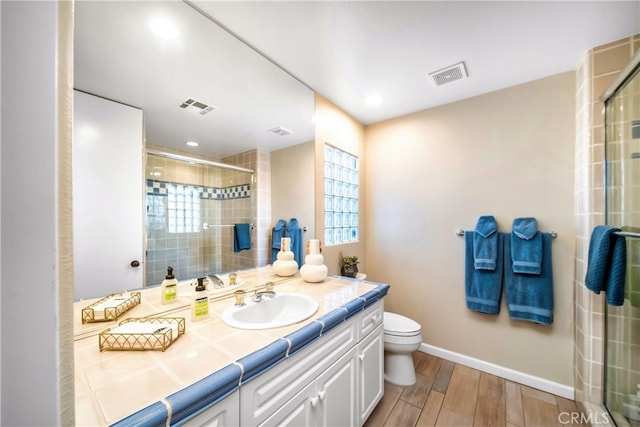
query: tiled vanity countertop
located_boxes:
[73,267,389,426]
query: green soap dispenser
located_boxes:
[161,266,178,305]
[191,277,209,321]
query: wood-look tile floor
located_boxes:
[364,352,588,427]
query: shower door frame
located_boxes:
[602,50,640,424]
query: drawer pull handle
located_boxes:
[319,390,327,401]
[372,314,379,322]
[310,396,320,408]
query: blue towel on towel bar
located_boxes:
[585,225,627,306]
[233,223,252,253]
[504,232,553,325]
[286,218,303,266]
[465,231,504,315]
[271,219,286,263]
[511,217,542,275]
[473,216,498,270]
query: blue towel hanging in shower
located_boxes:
[233,223,252,253]
[585,225,626,306]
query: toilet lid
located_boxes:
[384,312,421,336]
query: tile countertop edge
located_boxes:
[108,281,390,426]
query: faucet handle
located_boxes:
[234,290,246,306]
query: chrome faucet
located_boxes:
[252,290,276,303]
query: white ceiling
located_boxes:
[193,0,640,125]
[75,1,639,159]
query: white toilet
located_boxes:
[383,311,422,386]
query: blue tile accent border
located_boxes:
[167,364,242,426]
[110,400,168,427]
[237,338,290,384]
[284,321,323,356]
[146,179,251,200]
[317,307,348,335]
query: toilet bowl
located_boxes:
[383,311,422,386]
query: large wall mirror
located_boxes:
[74,1,315,300]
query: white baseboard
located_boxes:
[419,343,575,400]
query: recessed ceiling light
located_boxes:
[186,141,199,147]
[149,17,178,39]
[365,93,383,107]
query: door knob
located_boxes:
[130,260,140,268]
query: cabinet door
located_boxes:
[358,324,384,425]
[73,90,144,299]
[259,381,315,427]
[181,390,239,427]
[317,347,358,427]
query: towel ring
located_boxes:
[456,228,557,238]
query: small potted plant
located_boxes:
[340,255,359,278]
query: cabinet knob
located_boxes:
[358,354,365,362]
[130,260,140,268]
[310,396,320,408]
[319,389,326,401]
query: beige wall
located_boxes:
[271,142,315,258]
[315,94,367,275]
[364,72,576,386]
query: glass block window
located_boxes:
[168,184,201,233]
[324,144,358,245]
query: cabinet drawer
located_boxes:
[241,319,357,426]
[358,299,383,340]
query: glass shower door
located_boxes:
[145,152,254,286]
[604,57,640,426]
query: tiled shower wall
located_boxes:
[222,149,271,270]
[145,153,255,284]
[574,34,640,407]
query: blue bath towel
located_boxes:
[286,218,303,266]
[585,225,626,306]
[233,223,252,253]
[465,231,504,315]
[271,219,286,263]
[473,216,498,270]
[511,217,542,275]
[504,232,553,325]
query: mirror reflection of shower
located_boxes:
[145,150,255,285]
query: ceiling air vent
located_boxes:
[179,98,216,115]
[267,127,293,136]
[428,62,468,87]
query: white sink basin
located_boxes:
[221,292,319,330]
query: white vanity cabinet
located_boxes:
[241,299,384,427]
[181,390,240,427]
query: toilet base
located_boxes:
[384,351,417,386]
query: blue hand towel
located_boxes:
[585,225,627,306]
[465,231,504,315]
[233,223,251,253]
[473,216,498,270]
[271,219,286,263]
[504,232,553,325]
[511,217,542,275]
[286,218,303,266]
